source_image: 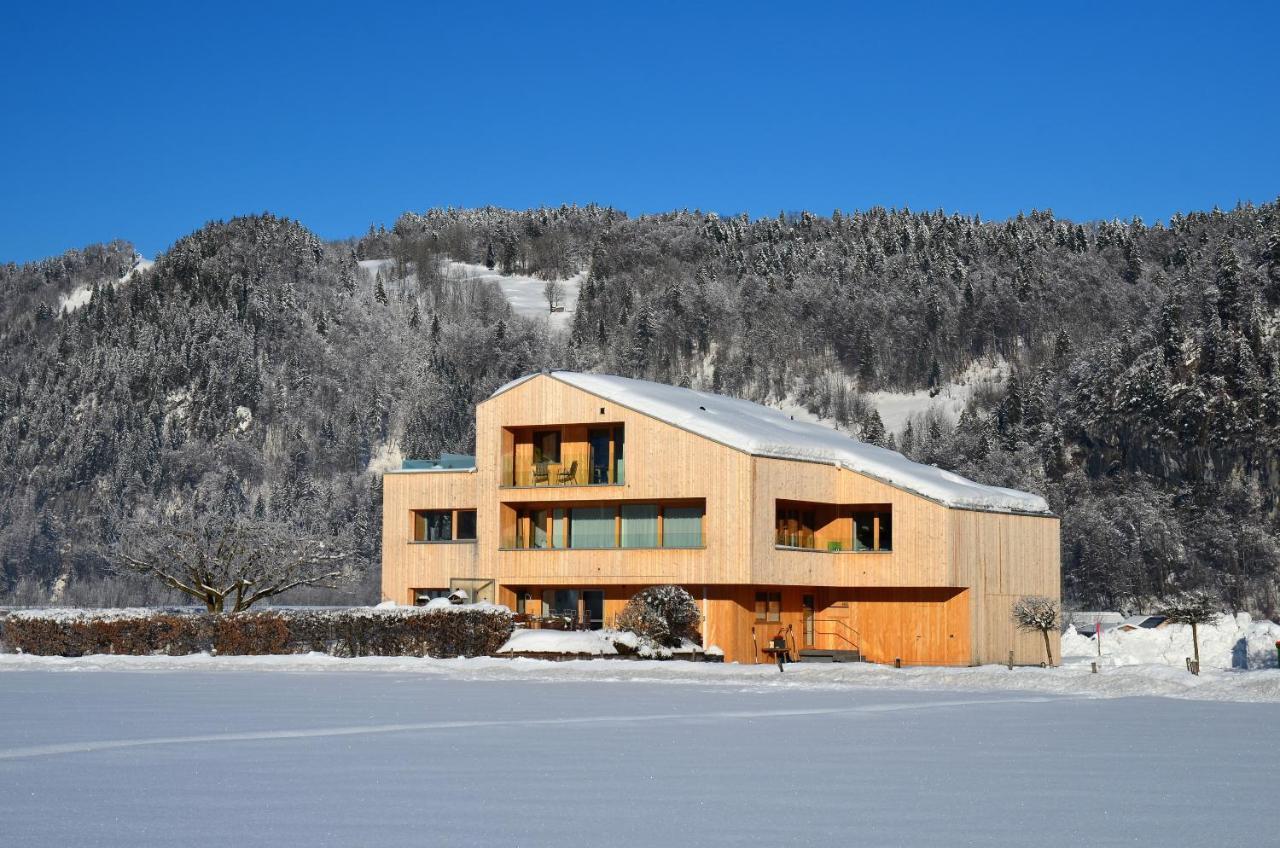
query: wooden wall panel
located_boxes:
[749,458,952,588]
[948,509,1061,665]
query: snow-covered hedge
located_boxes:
[0,605,513,659]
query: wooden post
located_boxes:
[894,657,902,668]
[1091,661,1098,674]
[1007,650,1014,670]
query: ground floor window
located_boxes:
[412,588,450,606]
[755,591,781,623]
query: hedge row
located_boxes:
[0,606,514,658]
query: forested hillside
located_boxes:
[3,202,1278,613]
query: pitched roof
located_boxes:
[491,372,1051,515]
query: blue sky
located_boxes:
[2,1,1278,263]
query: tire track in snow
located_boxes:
[0,696,1062,761]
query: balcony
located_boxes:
[501,423,625,487]
[775,500,893,552]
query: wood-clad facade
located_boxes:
[381,374,1061,665]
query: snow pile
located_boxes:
[498,628,639,655]
[496,629,718,658]
[1062,613,1280,671]
[494,372,1049,514]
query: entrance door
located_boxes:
[802,594,815,646]
[583,590,605,630]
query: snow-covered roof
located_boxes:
[491,372,1051,515]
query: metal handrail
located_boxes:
[813,618,861,651]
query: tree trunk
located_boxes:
[1042,628,1053,666]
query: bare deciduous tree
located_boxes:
[112,516,358,613]
[543,278,564,312]
[1012,595,1060,666]
[1160,590,1220,670]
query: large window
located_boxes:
[853,509,892,552]
[413,509,477,542]
[533,430,561,465]
[620,504,659,548]
[457,509,477,540]
[570,506,616,549]
[662,505,703,548]
[775,506,816,548]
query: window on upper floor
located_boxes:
[413,509,477,542]
[532,430,561,465]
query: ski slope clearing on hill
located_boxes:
[356,257,583,329]
[442,260,583,329]
[57,254,153,314]
[0,668,1272,847]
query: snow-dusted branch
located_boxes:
[111,516,360,613]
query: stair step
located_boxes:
[797,649,863,663]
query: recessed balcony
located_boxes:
[501,423,625,487]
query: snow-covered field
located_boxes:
[0,658,1274,847]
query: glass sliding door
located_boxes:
[529,509,550,549]
[542,589,580,622]
[583,590,605,630]
[612,426,624,484]
[588,428,612,484]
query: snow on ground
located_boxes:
[1061,612,1280,671]
[356,257,394,278]
[0,665,1274,846]
[2,650,1276,702]
[58,254,153,314]
[865,356,1010,435]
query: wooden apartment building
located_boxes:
[381,372,1061,665]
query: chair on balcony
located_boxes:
[532,462,550,486]
[557,460,578,485]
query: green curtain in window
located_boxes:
[621,505,659,548]
[570,506,615,548]
[662,506,703,548]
